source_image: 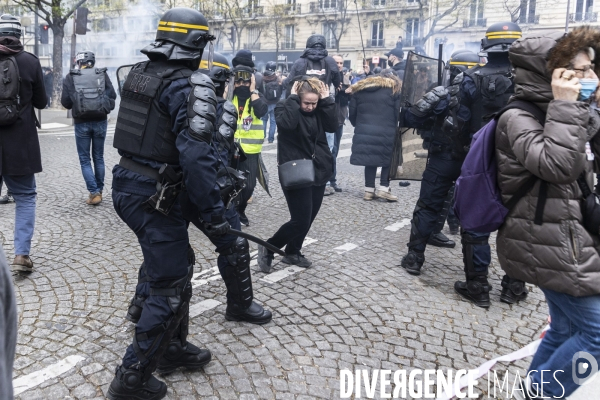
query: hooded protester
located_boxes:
[283,34,340,97]
[0,14,47,274]
[349,69,402,202]
[496,27,600,399]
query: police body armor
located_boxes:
[113,61,194,164]
[464,64,514,133]
[71,67,112,119]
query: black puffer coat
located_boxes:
[0,38,47,176]
[349,76,401,167]
[275,95,336,186]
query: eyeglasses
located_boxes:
[570,63,595,76]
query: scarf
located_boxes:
[0,37,24,55]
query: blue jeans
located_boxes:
[262,103,277,142]
[2,175,36,255]
[528,287,600,398]
[329,125,344,185]
[75,120,107,194]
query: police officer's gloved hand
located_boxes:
[411,86,448,117]
[204,214,230,237]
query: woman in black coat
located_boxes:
[257,78,336,272]
[349,70,401,201]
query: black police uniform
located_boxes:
[400,22,527,309]
[107,9,270,400]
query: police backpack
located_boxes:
[0,55,21,126]
[70,68,114,119]
[305,58,330,85]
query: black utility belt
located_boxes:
[118,157,183,216]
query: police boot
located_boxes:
[500,275,528,304]
[427,232,456,248]
[156,339,211,375]
[401,250,425,276]
[454,276,491,308]
[107,365,167,400]
[222,238,272,324]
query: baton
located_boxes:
[229,228,286,256]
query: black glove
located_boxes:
[411,86,448,117]
[203,214,230,237]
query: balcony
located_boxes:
[243,42,261,50]
[284,3,301,13]
[243,6,264,17]
[367,38,385,48]
[282,41,296,49]
[570,12,598,22]
[463,18,487,28]
[309,0,338,12]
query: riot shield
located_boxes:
[389,51,444,181]
[116,64,134,96]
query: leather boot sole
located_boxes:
[500,291,528,304]
[401,264,422,276]
[12,264,33,273]
[454,286,491,308]
[225,312,272,325]
[156,357,211,375]
[106,385,167,400]
[427,238,456,248]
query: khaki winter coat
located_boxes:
[495,31,600,297]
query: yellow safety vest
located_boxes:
[233,96,264,154]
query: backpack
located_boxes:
[0,55,21,126]
[465,66,514,131]
[70,68,113,119]
[453,100,547,232]
[263,80,282,101]
[305,58,330,85]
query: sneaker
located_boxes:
[331,183,342,192]
[323,186,335,196]
[364,191,375,201]
[0,194,14,204]
[281,253,312,268]
[375,187,398,202]
[86,192,102,205]
[238,210,250,226]
[257,245,274,273]
[12,255,33,273]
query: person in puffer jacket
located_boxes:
[496,27,600,398]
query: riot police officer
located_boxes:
[400,22,528,309]
[108,9,270,399]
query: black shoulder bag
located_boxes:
[277,132,318,191]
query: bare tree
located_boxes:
[14,0,87,105]
[262,1,297,62]
[306,0,353,52]
[218,0,268,53]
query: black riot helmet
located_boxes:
[156,8,214,51]
[448,50,480,82]
[306,34,326,49]
[264,61,277,76]
[481,22,522,53]
[0,14,22,39]
[75,50,95,68]
[199,51,232,97]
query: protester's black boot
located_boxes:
[226,301,272,324]
[454,276,491,308]
[156,339,211,374]
[427,232,456,248]
[500,275,528,304]
[107,365,167,400]
[448,222,460,235]
[401,250,425,275]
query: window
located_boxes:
[406,18,419,46]
[93,18,121,32]
[371,20,384,47]
[320,0,338,10]
[322,22,337,48]
[407,0,417,4]
[468,0,485,26]
[284,24,295,49]
[372,0,386,6]
[574,0,595,21]
[519,0,537,23]
[286,0,298,12]
[246,27,260,50]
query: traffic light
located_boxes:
[75,7,89,35]
[39,24,49,44]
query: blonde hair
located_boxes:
[297,77,321,97]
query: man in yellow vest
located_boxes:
[231,50,268,226]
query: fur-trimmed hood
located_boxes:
[509,27,600,110]
[351,75,401,94]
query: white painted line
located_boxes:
[260,266,305,284]
[303,237,318,247]
[13,355,85,395]
[189,299,221,318]
[40,122,69,129]
[191,273,221,288]
[337,148,352,158]
[334,243,358,254]
[384,218,411,232]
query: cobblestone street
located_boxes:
[0,124,575,399]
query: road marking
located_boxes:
[333,243,358,254]
[260,266,305,284]
[13,355,85,395]
[384,218,412,232]
[189,299,222,318]
[337,148,352,158]
[41,122,69,129]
